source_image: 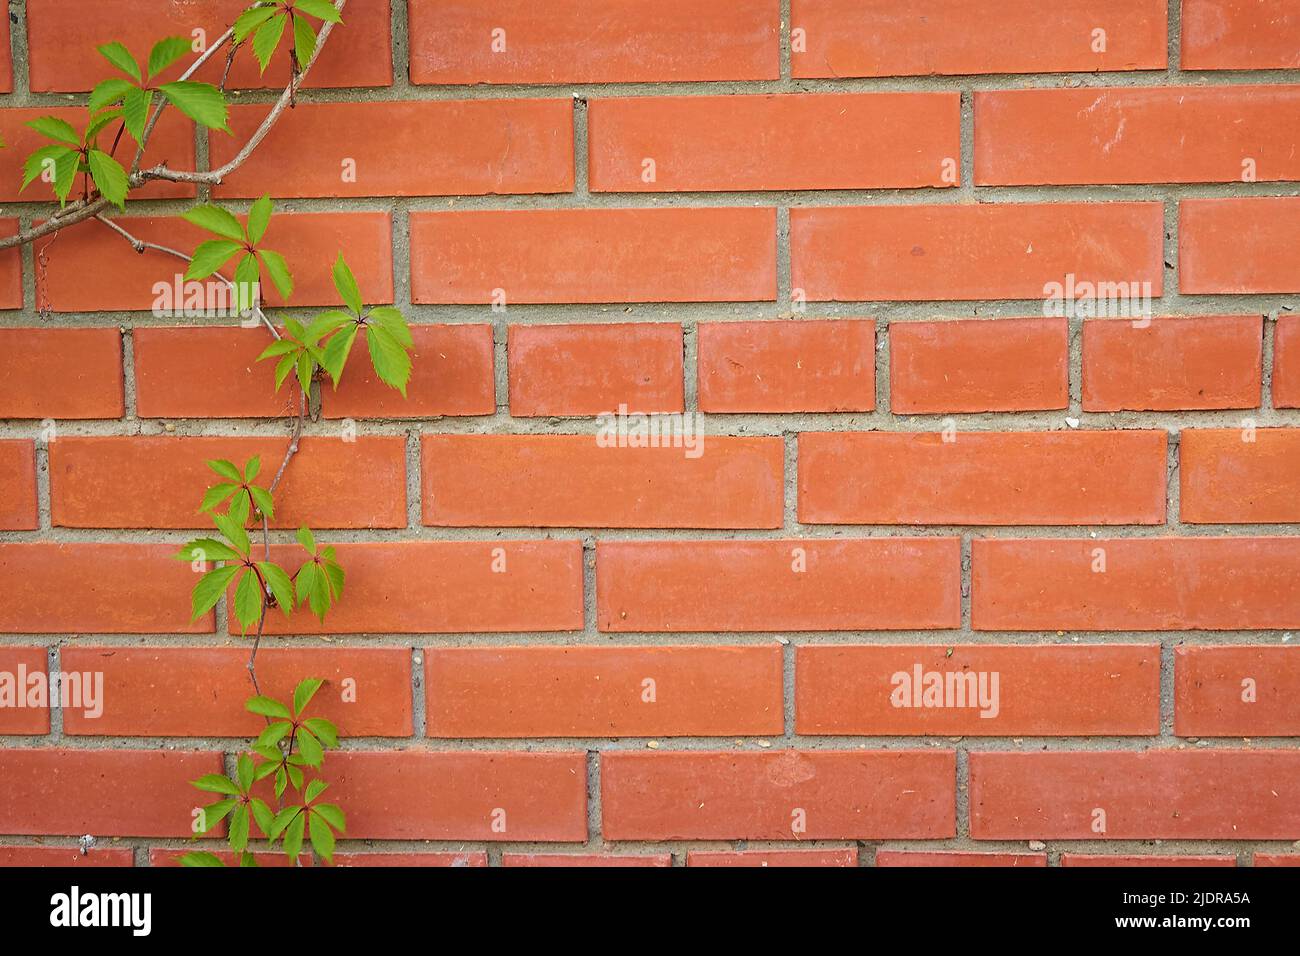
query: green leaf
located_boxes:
[121,87,151,143]
[252,13,289,73]
[304,717,338,748]
[321,324,357,387]
[322,555,345,601]
[305,310,354,345]
[247,194,273,245]
[293,13,318,67]
[293,678,323,717]
[273,352,298,391]
[331,254,362,314]
[234,253,261,315]
[184,204,246,242]
[295,728,324,769]
[192,773,240,795]
[285,763,304,791]
[159,80,230,132]
[227,488,252,527]
[89,77,135,112]
[148,36,192,78]
[256,720,292,748]
[249,797,275,836]
[296,526,317,554]
[97,41,142,82]
[197,798,238,832]
[274,766,287,800]
[228,804,250,853]
[180,852,225,868]
[239,852,258,868]
[50,148,81,204]
[186,239,242,281]
[234,5,279,42]
[366,325,412,397]
[295,0,344,24]
[177,537,240,563]
[26,116,79,146]
[268,805,299,841]
[246,696,292,720]
[295,349,314,396]
[207,458,244,481]
[213,511,250,556]
[199,484,239,513]
[283,807,306,859]
[249,485,276,523]
[232,567,264,632]
[243,455,261,482]
[257,561,295,618]
[86,149,129,209]
[258,339,299,361]
[21,145,73,191]
[367,306,413,348]
[83,108,123,145]
[312,802,345,832]
[236,754,255,793]
[304,779,328,803]
[257,248,293,299]
[190,563,240,620]
[308,811,336,862]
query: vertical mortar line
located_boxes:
[405,427,421,529]
[121,325,138,419]
[779,0,792,82]
[776,205,791,314]
[1159,640,1176,737]
[681,319,697,413]
[954,747,970,841]
[582,536,597,634]
[1162,196,1179,317]
[493,317,509,414]
[1261,309,1275,411]
[389,0,413,94]
[391,200,413,311]
[782,431,797,533]
[1067,313,1083,417]
[875,316,890,415]
[572,95,589,197]
[585,748,601,848]
[781,638,795,738]
[410,644,426,737]
[35,418,51,533]
[959,89,975,201]
[46,642,63,741]
[1167,0,1181,75]
[9,0,30,97]
[960,535,972,631]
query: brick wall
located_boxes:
[0,0,1299,867]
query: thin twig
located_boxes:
[247,604,266,696]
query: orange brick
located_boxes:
[688,849,857,867]
[133,326,292,419]
[1276,315,1300,408]
[330,852,488,867]
[213,100,574,198]
[0,648,50,735]
[1175,645,1300,738]
[602,750,956,840]
[791,0,1166,77]
[970,750,1300,839]
[60,647,412,738]
[1062,855,1236,867]
[0,328,124,419]
[1183,0,1300,70]
[425,645,783,737]
[1180,198,1300,294]
[503,853,672,867]
[973,537,1300,631]
[1255,854,1300,867]
[798,431,1167,525]
[410,208,776,304]
[1181,428,1300,523]
[589,93,959,191]
[409,0,779,84]
[0,220,21,310]
[875,851,1047,867]
[796,645,1160,736]
[1082,315,1263,411]
[49,436,407,529]
[508,323,684,417]
[890,318,1067,414]
[0,543,212,634]
[791,203,1163,301]
[0,847,133,867]
[976,87,1300,185]
[0,441,37,531]
[421,434,782,529]
[597,538,961,632]
[697,319,876,413]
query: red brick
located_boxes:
[422,434,782,529]
[597,538,961,632]
[791,0,1166,77]
[330,852,488,867]
[1062,854,1236,867]
[890,318,1068,414]
[60,647,412,738]
[0,543,213,634]
[698,319,875,413]
[973,537,1300,631]
[688,849,857,867]
[1276,315,1300,408]
[602,750,956,840]
[0,107,195,201]
[49,436,406,529]
[323,324,495,419]
[26,0,392,91]
[0,328,124,419]
[0,749,223,837]
[796,644,1160,736]
[213,100,573,199]
[133,326,292,419]
[1082,315,1263,411]
[1180,198,1300,294]
[150,849,304,867]
[503,853,672,868]
[509,323,683,417]
[409,0,779,84]
[0,220,21,310]
[410,208,776,304]
[791,203,1163,301]
[1175,645,1300,738]
[303,751,587,841]
[970,750,1300,839]
[0,441,38,531]
[37,212,393,313]
[1255,854,1300,867]
[976,87,1300,185]
[589,93,959,191]
[1183,0,1300,70]
[798,431,1167,526]
[252,541,583,635]
[0,648,50,735]
[1181,428,1300,523]
[0,847,133,867]
[875,851,1047,867]
[426,645,783,738]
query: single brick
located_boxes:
[597,538,961,632]
[687,849,857,867]
[697,319,876,413]
[798,431,1167,525]
[0,847,133,867]
[588,93,959,191]
[330,852,488,867]
[1276,315,1300,408]
[970,750,1300,839]
[322,324,496,419]
[503,853,672,868]
[133,326,291,419]
[1183,0,1300,70]
[0,220,21,309]
[791,0,1166,77]
[0,749,223,837]
[408,0,779,84]
[1181,428,1300,523]
[1180,198,1300,294]
[0,441,38,531]
[1254,854,1300,867]
[49,436,407,529]
[1175,645,1300,738]
[975,87,1300,185]
[1082,315,1263,411]
[890,317,1068,414]
[791,203,1163,301]
[875,851,1047,867]
[1061,855,1236,867]
[508,323,684,417]
[972,537,1300,631]
[0,648,50,735]
[422,434,782,529]
[60,647,413,738]
[0,328,124,419]
[602,750,956,840]
[425,645,783,737]
[213,100,574,198]
[796,644,1160,736]
[251,541,583,635]
[410,208,777,304]
[0,543,213,634]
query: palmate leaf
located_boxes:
[294,0,344,24]
[21,144,74,192]
[332,254,362,314]
[293,13,318,67]
[86,149,129,209]
[148,36,193,78]
[320,324,357,387]
[293,678,323,716]
[159,81,230,132]
[231,567,264,632]
[188,563,240,620]
[257,561,295,618]
[89,77,135,112]
[246,194,273,244]
[184,204,246,242]
[257,248,293,299]
[366,324,412,397]
[97,41,142,82]
[246,695,292,720]
[234,4,279,42]
[26,116,79,146]
[308,811,336,862]
[252,12,289,73]
[121,87,152,143]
